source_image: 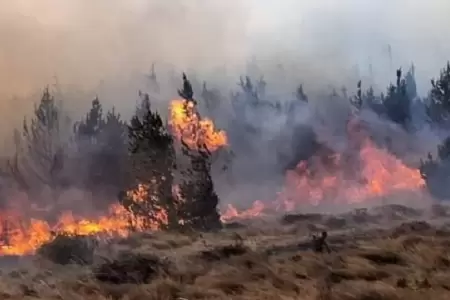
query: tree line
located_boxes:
[5,61,450,231]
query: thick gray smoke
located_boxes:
[1,0,449,213]
[0,0,252,141]
[2,1,450,103]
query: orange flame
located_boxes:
[0,98,229,256]
[221,119,426,222]
[279,139,425,208]
[0,204,133,256]
[0,111,426,255]
[169,99,227,151]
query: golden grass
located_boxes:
[3,205,450,300]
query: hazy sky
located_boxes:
[1,0,450,132]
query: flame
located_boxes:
[0,182,180,256]
[220,200,266,222]
[221,119,426,221]
[0,204,134,256]
[0,110,426,255]
[125,183,169,230]
[279,139,425,207]
[169,99,227,151]
[0,98,230,256]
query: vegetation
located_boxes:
[5,60,450,229]
[73,97,128,202]
[7,205,450,299]
[7,87,68,208]
[427,63,450,125]
[177,77,222,231]
[37,234,96,265]
[122,94,178,230]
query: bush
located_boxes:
[199,241,249,262]
[37,234,96,265]
[94,252,171,284]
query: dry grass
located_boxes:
[2,204,450,299]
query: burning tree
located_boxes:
[178,141,222,230]
[121,98,179,230]
[8,87,67,195]
[176,73,222,231]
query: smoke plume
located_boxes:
[0,0,449,210]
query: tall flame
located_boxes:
[221,119,426,221]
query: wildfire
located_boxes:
[278,139,425,208]
[0,108,427,256]
[0,204,133,256]
[169,99,227,151]
[220,120,426,222]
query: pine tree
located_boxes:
[90,107,128,193]
[75,97,104,141]
[382,68,412,127]
[201,81,221,114]
[427,62,450,125]
[405,64,418,100]
[136,91,151,121]
[295,84,308,103]
[74,98,128,197]
[350,81,363,110]
[420,136,450,199]
[122,103,179,230]
[8,87,66,192]
[146,63,160,93]
[178,142,222,230]
[177,73,222,231]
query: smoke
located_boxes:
[0,0,251,92]
[250,1,450,99]
[2,1,450,95]
[0,0,253,140]
[1,0,450,213]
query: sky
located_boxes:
[1,0,450,139]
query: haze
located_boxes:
[1,0,450,140]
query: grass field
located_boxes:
[1,203,450,300]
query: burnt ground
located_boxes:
[2,203,450,299]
